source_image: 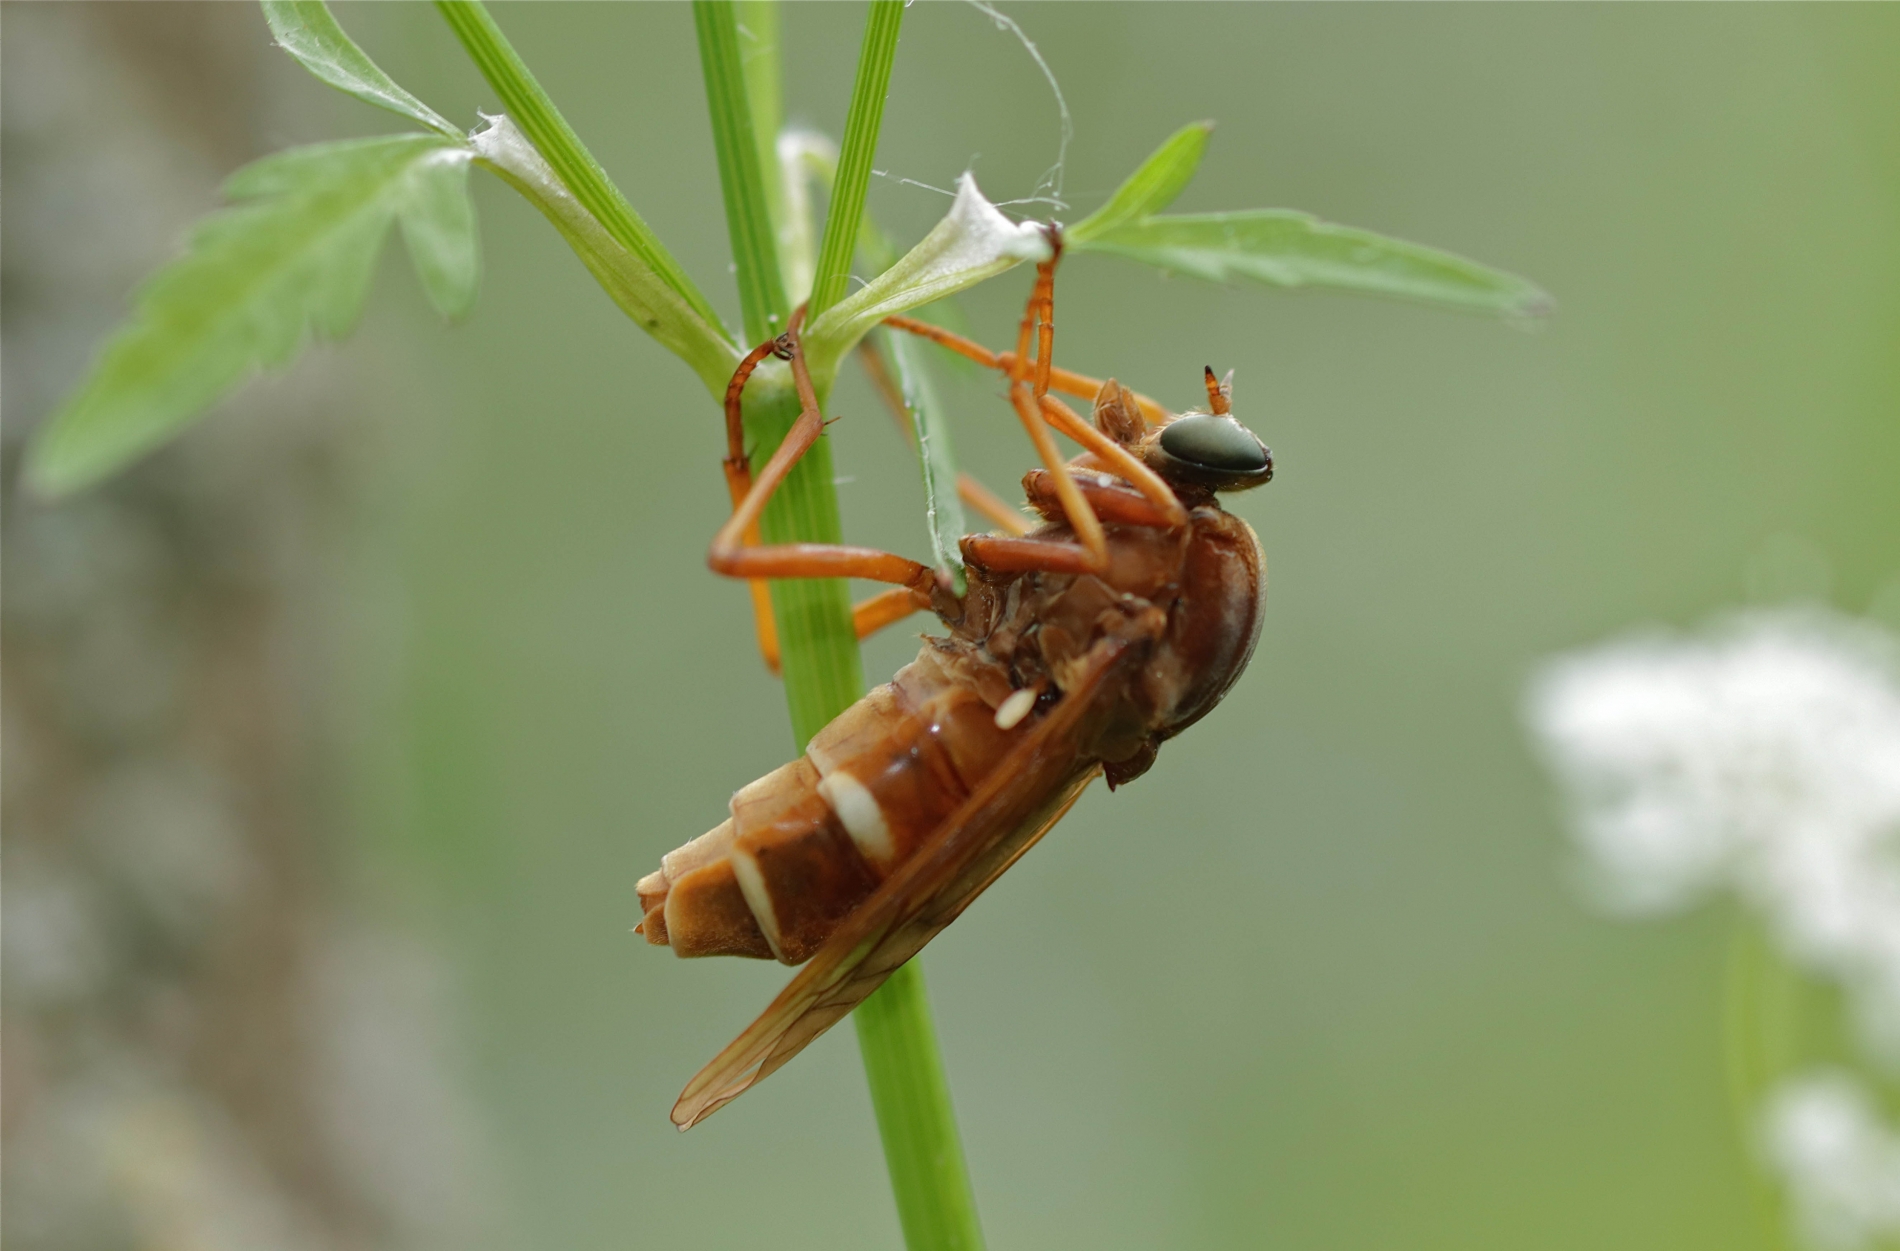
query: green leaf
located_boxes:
[1066,121,1212,245]
[262,0,461,139]
[1072,210,1552,317]
[878,327,967,594]
[775,128,973,377]
[399,149,481,317]
[804,174,1051,389]
[27,134,476,497]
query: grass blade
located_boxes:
[263,0,460,138]
[805,0,904,323]
[874,329,967,593]
[435,0,732,338]
[696,0,791,343]
[738,0,789,287]
[28,135,473,497]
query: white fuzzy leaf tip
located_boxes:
[802,175,1051,381]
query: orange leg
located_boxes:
[1035,394,1186,528]
[721,336,795,670]
[961,534,1100,575]
[1020,470,1182,530]
[743,589,933,675]
[717,323,940,674]
[999,239,1110,572]
[715,246,1128,662]
[851,586,927,639]
[713,320,938,593]
[854,340,1035,539]
[957,473,1034,537]
[881,315,1169,429]
[1008,377,1107,570]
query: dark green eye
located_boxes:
[1159,414,1269,474]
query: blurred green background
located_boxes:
[8,4,1900,1249]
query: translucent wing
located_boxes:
[672,637,1137,1128]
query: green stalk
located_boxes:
[694,0,790,342]
[694,0,860,742]
[736,0,786,249]
[806,0,904,322]
[434,0,730,338]
[699,6,983,1248]
[856,962,985,1251]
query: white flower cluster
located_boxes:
[1765,1073,1900,1250]
[1527,609,1900,1045]
[1526,608,1900,1248]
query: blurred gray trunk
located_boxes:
[2,7,489,1249]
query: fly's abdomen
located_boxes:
[638,650,1023,965]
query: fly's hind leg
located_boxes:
[721,337,795,672]
[715,317,941,671]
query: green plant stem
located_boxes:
[807,0,904,322]
[693,0,860,745]
[694,0,790,342]
[699,5,982,1248]
[856,962,985,1251]
[434,0,730,337]
[736,0,786,242]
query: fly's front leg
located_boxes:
[1002,237,1112,572]
[881,315,1168,429]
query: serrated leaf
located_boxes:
[1072,210,1551,317]
[263,0,461,138]
[1066,121,1212,245]
[28,134,477,497]
[802,174,1051,389]
[878,327,967,594]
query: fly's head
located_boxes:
[1096,367,1274,496]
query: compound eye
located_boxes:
[1159,413,1269,474]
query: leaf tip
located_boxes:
[1505,282,1557,325]
[949,173,1054,263]
[21,430,96,502]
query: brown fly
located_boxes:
[637,230,1274,1128]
